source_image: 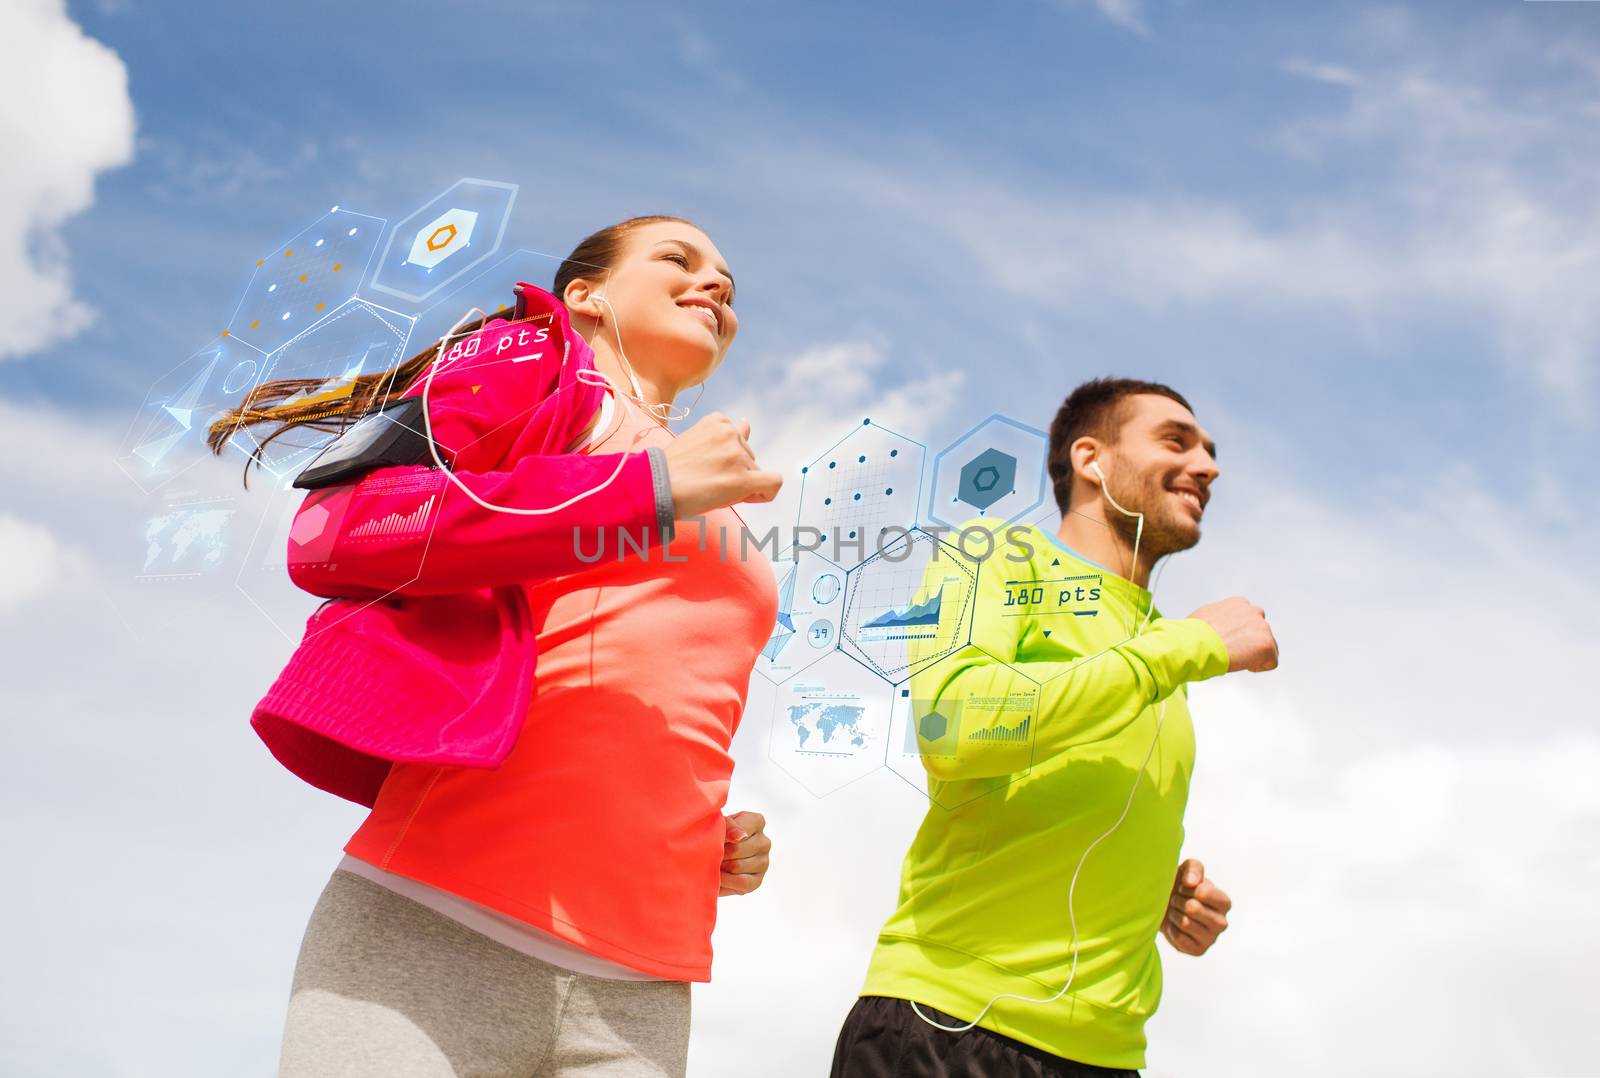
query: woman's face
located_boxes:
[581,221,738,390]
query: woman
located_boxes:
[212,216,783,1076]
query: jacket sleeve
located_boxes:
[907,537,1230,783]
[284,366,674,599]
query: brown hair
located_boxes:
[1046,377,1194,512]
[207,214,697,483]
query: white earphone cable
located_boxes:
[911,458,1174,1034]
[418,306,652,516]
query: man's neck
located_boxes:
[1054,506,1154,589]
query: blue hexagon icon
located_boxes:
[958,448,1017,512]
[885,654,1042,810]
[928,413,1050,530]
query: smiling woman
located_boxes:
[212,215,787,1077]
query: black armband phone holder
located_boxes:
[292,396,436,490]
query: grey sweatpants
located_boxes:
[277,869,691,1077]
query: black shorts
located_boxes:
[830,996,1141,1078]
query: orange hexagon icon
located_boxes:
[406,207,479,270]
[426,224,457,251]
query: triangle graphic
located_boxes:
[160,349,221,430]
[1050,558,1060,567]
[1042,629,1053,638]
[132,429,185,467]
[471,385,482,394]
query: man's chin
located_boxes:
[1147,515,1202,557]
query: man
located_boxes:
[832,378,1279,1077]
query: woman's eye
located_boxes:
[665,254,689,268]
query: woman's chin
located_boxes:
[648,332,723,385]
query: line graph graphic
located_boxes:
[841,530,976,682]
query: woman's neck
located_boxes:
[585,333,679,419]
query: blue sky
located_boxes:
[3,1,1599,1075]
[11,0,1599,508]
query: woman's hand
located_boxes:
[719,810,771,897]
[663,413,783,518]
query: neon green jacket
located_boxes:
[861,519,1230,1069]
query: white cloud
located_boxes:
[0,514,79,610]
[1282,58,1363,87]
[1152,682,1600,1077]
[687,439,1600,1076]
[0,0,135,359]
[708,337,966,541]
[3,350,1596,1074]
[1093,0,1149,36]
[1058,0,1150,36]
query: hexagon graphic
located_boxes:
[928,414,1049,530]
[795,418,926,571]
[839,528,977,684]
[755,549,849,685]
[412,248,569,348]
[233,453,444,643]
[369,178,517,305]
[406,208,479,270]
[116,334,267,494]
[225,206,385,355]
[768,651,895,798]
[227,297,416,481]
[958,448,1017,513]
[885,651,1043,811]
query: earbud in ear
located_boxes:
[1089,460,1106,484]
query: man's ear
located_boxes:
[1071,437,1104,486]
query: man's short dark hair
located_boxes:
[1047,377,1194,512]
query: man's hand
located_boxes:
[719,811,771,897]
[1161,858,1231,956]
[1187,597,1278,673]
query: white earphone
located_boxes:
[912,452,1173,1036]
[590,288,707,424]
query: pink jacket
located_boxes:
[251,283,670,806]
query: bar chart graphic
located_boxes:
[348,496,435,540]
[969,714,1031,743]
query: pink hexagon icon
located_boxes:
[289,501,329,546]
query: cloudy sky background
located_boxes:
[2,0,1597,1074]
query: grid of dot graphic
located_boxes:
[227,210,379,348]
[842,536,975,680]
[809,446,911,545]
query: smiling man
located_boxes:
[832,378,1280,1078]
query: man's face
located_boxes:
[1097,395,1219,559]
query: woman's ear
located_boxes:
[563,279,605,323]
